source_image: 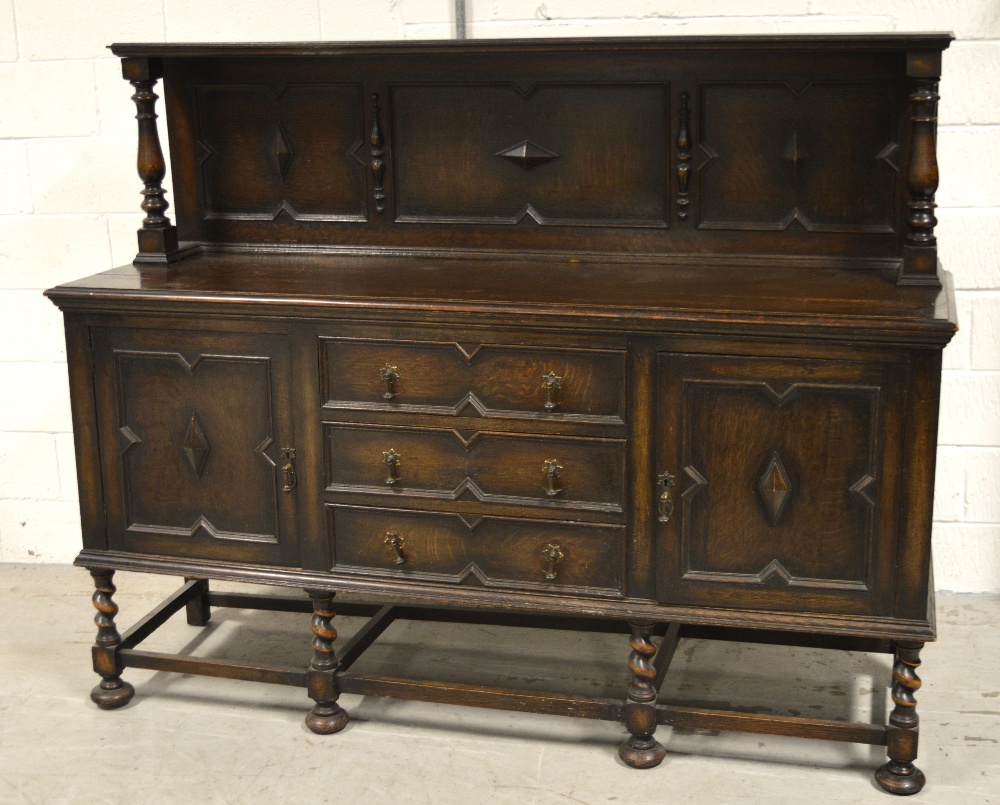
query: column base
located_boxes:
[618,737,666,769]
[876,761,926,796]
[305,703,349,735]
[90,678,135,710]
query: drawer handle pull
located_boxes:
[384,531,406,564]
[380,363,399,400]
[543,459,563,497]
[281,448,297,493]
[542,542,565,580]
[382,449,401,485]
[541,371,562,411]
[657,471,675,523]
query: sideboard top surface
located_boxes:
[46,253,957,342]
[110,34,954,58]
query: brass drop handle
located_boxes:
[542,542,565,580]
[281,448,297,493]
[541,371,562,412]
[657,471,675,523]
[382,449,401,485]
[543,459,563,497]
[380,363,399,400]
[384,531,406,564]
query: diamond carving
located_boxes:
[195,140,214,165]
[783,130,810,179]
[757,452,792,526]
[182,413,211,478]
[495,139,559,170]
[275,123,294,181]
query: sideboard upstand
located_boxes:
[47,34,956,794]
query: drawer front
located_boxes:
[320,337,625,423]
[325,423,624,513]
[329,504,625,596]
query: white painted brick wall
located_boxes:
[0,0,996,593]
[319,0,401,39]
[0,140,31,214]
[937,212,1000,290]
[29,137,139,214]
[0,1,18,62]
[971,295,1000,371]
[932,524,1000,592]
[15,0,165,61]
[0,500,82,562]
[0,61,99,137]
[163,0,321,40]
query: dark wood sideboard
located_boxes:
[46,35,956,794]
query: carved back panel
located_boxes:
[136,37,951,269]
[196,83,367,222]
[697,82,901,233]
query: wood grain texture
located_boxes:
[118,36,949,266]
[656,352,904,616]
[110,36,955,59]
[90,327,301,567]
[76,546,939,642]
[657,704,887,745]
[324,421,624,512]
[321,334,625,422]
[328,504,625,596]
[337,673,623,721]
[47,256,955,345]
[51,35,958,786]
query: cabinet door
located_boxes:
[93,328,299,566]
[655,353,903,615]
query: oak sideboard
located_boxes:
[46,34,956,794]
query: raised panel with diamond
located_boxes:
[92,327,300,566]
[196,83,366,222]
[656,352,904,615]
[696,82,901,232]
[391,82,668,227]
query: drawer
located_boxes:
[320,336,625,423]
[325,422,624,513]
[329,504,625,596]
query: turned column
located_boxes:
[898,49,942,287]
[619,621,666,768]
[120,56,182,265]
[88,569,135,709]
[876,642,926,795]
[304,590,349,734]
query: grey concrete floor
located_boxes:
[0,565,996,804]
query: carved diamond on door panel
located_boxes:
[656,351,904,616]
[181,412,211,478]
[275,122,294,181]
[757,451,793,526]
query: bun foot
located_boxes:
[618,738,667,769]
[305,704,349,735]
[876,761,926,796]
[90,678,135,710]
